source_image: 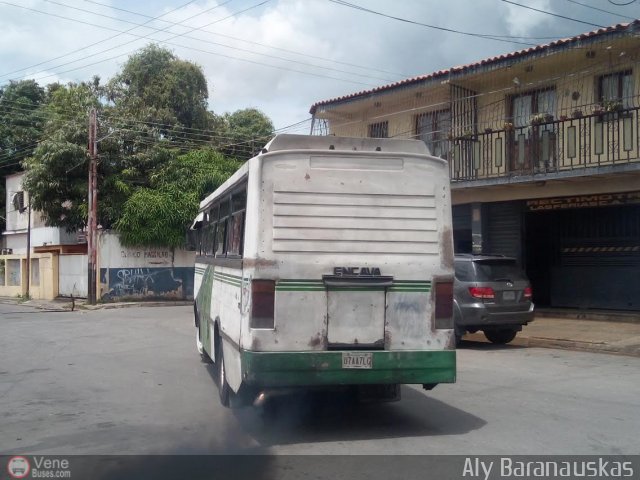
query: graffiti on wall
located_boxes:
[100,267,194,301]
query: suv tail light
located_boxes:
[469,286,495,299]
[434,280,453,329]
[251,280,275,328]
[523,286,533,299]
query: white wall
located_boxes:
[97,231,196,301]
[4,172,78,252]
[4,233,27,254]
[31,227,77,249]
[59,254,88,298]
[98,231,195,269]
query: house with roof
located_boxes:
[310,21,640,311]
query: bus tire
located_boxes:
[216,335,231,407]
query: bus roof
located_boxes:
[264,134,429,155]
[198,134,432,211]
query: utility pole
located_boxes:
[25,200,31,298]
[87,108,98,304]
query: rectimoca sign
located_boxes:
[526,191,640,211]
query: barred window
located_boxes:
[368,121,388,138]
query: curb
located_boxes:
[464,332,640,358]
[1,298,193,312]
[535,310,640,324]
[79,301,193,310]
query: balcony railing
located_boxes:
[448,106,640,182]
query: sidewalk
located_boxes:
[465,315,640,357]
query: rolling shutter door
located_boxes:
[486,201,522,262]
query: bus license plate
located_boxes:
[342,352,372,369]
[503,291,516,301]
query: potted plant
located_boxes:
[544,113,554,123]
[530,113,547,126]
[572,109,583,119]
[503,122,514,131]
[604,100,622,113]
[560,115,568,121]
[484,127,493,134]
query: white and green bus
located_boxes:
[191,134,456,407]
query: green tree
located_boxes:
[20,44,275,248]
[106,45,217,191]
[107,44,210,133]
[115,149,240,247]
[221,108,274,161]
[22,81,121,232]
[0,80,46,231]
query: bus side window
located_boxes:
[227,211,244,257]
[205,223,215,256]
[227,188,246,257]
[215,219,227,256]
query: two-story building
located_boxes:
[310,21,640,312]
[1,172,195,301]
[1,172,84,298]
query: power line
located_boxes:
[0,96,311,143]
[0,101,315,160]
[38,0,395,83]
[0,0,263,82]
[0,1,381,88]
[563,0,637,21]
[0,0,202,80]
[326,0,559,45]
[500,0,606,28]
[79,0,408,78]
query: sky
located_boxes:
[0,0,638,131]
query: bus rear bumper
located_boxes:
[240,350,456,387]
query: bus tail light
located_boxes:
[251,280,275,329]
[524,286,533,299]
[469,286,495,299]
[434,280,453,329]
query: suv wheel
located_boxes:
[484,329,517,345]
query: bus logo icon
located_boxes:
[7,456,30,479]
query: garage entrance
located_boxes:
[525,204,640,311]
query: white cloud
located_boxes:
[0,0,626,128]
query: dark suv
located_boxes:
[453,254,534,344]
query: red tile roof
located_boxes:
[309,20,639,114]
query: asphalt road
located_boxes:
[1,303,639,459]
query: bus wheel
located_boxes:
[216,338,231,407]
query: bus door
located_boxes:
[323,273,393,348]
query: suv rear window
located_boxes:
[472,260,526,282]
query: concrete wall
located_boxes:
[0,253,58,300]
[97,232,195,302]
[3,172,79,254]
[3,233,27,255]
[59,254,88,298]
